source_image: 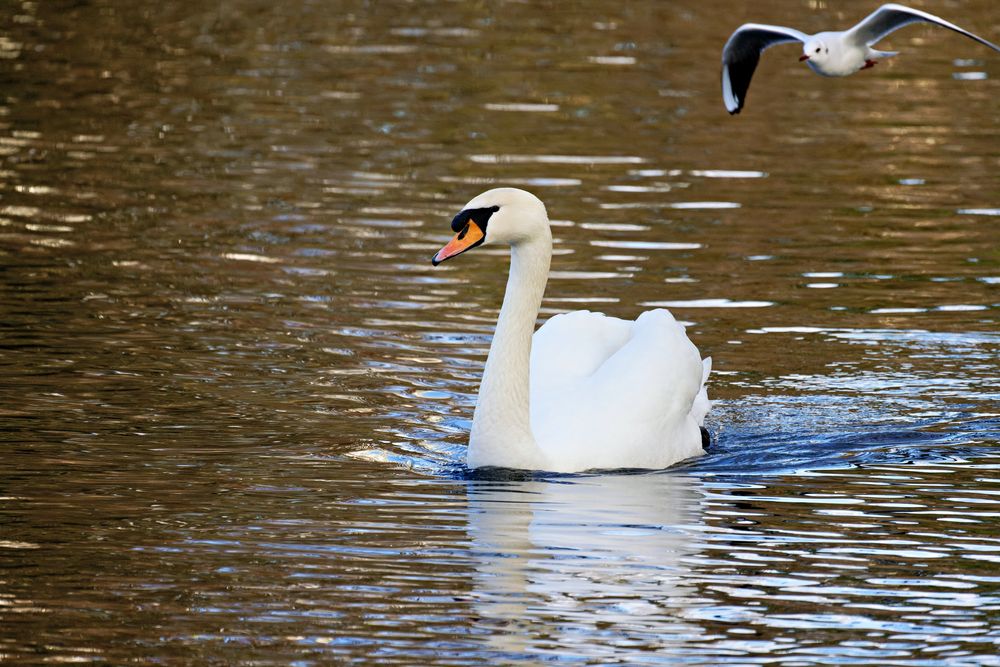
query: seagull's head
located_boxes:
[800,38,830,64]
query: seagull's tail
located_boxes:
[871,48,899,60]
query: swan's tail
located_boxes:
[690,357,713,427]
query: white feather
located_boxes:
[721,65,737,113]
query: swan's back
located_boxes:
[529,310,632,398]
[529,309,708,472]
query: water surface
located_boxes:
[1,0,999,663]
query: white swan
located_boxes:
[432,188,711,473]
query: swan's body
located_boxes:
[722,3,1000,114]
[432,188,711,473]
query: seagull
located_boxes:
[721,3,1000,114]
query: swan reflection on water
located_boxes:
[464,472,704,656]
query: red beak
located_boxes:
[799,55,810,62]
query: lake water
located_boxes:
[1,0,999,664]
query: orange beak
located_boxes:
[799,54,810,62]
[432,220,485,265]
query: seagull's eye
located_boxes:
[815,47,821,53]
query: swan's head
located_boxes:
[800,38,829,65]
[432,187,549,265]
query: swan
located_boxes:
[431,187,712,473]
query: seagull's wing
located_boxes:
[722,23,809,115]
[847,3,1000,52]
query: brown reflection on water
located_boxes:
[1,0,998,663]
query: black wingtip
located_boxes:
[700,426,711,449]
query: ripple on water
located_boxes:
[222,252,283,264]
[688,169,767,178]
[953,72,988,80]
[669,201,741,209]
[590,240,701,250]
[482,103,560,112]
[604,184,673,193]
[468,154,647,165]
[324,44,419,54]
[508,177,582,187]
[642,298,774,308]
[587,55,636,65]
[549,270,633,280]
[871,307,928,314]
[958,208,1000,216]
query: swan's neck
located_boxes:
[468,236,551,470]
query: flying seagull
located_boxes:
[721,3,1000,114]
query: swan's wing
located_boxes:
[531,309,709,470]
[722,23,809,114]
[530,310,632,401]
[583,309,705,422]
[846,3,1000,52]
